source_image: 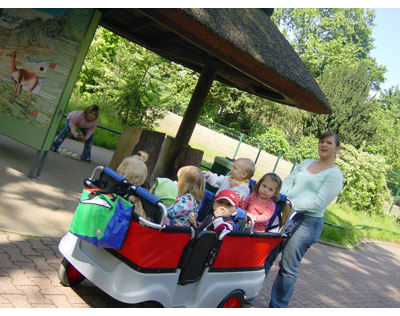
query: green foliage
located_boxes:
[336,143,391,214]
[253,128,319,163]
[366,86,400,171]
[285,135,320,162]
[271,8,386,90]
[73,27,173,129]
[258,125,290,157]
[305,61,380,148]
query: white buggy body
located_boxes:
[58,166,293,307]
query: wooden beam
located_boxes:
[164,60,217,177]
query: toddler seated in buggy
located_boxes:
[191,189,243,237]
[197,187,292,234]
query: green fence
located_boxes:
[387,170,400,213]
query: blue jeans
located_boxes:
[265,214,324,308]
[52,119,93,160]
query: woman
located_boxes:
[264,131,343,308]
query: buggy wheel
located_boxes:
[217,290,244,308]
[140,301,164,308]
[58,258,85,287]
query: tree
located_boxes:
[379,86,400,111]
[74,27,178,129]
[271,8,386,91]
[304,61,380,147]
[366,86,400,171]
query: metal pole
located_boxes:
[272,150,283,173]
[232,133,244,160]
[389,185,400,213]
[387,169,400,213]
[291,157,298,173]
[254,141,264,164]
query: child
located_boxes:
[239,173,282,232]
[116,151,149,219]
[150,177,178,207]
[52,104,100,162]
[191,189,238,236]
[166,166,205,227]
[203,157,255,200]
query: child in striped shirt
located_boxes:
[191,189,238,236]
[239,173,282,232]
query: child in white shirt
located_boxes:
[203,158,255,201]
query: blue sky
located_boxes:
[370,8,400,92]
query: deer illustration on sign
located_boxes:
[7,51,38,108]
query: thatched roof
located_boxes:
[99,8,331,114]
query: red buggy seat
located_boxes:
[210,231,283,270]
[111,218,192,272]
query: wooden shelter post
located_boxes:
[164,60,217,176]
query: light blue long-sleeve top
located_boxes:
[281,159,343,218]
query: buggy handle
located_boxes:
[218,213,255,240]
[279,198,294,237]
[133,186,168,226]
[86,166,105,185]
[86,166,168,227]
[136,204,168,230]
[86,166,129,185]
[247,213,255,234]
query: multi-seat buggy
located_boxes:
[58,166,295,308]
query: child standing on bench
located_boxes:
[203,158,255,201]
[166,166,205,227]
[239,173,282,232]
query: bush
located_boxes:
[259,125,290,157]
[336,143,391,214]
[285,134,319,162]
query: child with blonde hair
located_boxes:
[166,166,205,227]
[204,157,255,200]
[116,151,149,219]
[239,173,282,232]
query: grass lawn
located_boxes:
[321,203,400,246]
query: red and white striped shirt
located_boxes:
[239,193,276,232]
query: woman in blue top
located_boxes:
[264,131,343,308]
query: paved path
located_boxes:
[1,229,400,308]
[255,241,400,308]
